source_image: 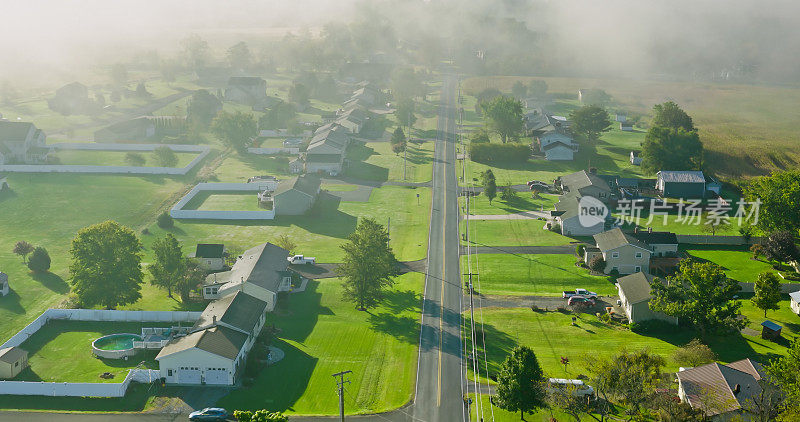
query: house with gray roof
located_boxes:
[790,291,800,315]
[677,359,765,417]
[615,272,677,324]
[0,121,49,165]
[189,243,226,271]
[559,170,612,202]
[192,290,268,336]
[656,170,707,198]
[274,175,320,215]
[155,324,249,385]
[542,140,575,161]
[550,193,607,237]
[589,227,651,275]
[224,77,268,106]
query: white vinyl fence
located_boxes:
[170,182,278,220]
[0,309,199,397]
[676,234,764,246]
[0,143,210,175]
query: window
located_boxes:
[14,362,19,368]
[205,288,211,294]
[635,252,643,258]
[611,252,620,259]
[635,266,641,272]
[612,266,618,272]
[168,369,173,376]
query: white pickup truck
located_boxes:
[287,255,316,265]
[562,288,598,299]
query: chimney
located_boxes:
[212,315,217,325]
[733,384,740,395]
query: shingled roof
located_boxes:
[192,290,267,335]
[593,228,649,252]
[561,170,610,193]
[156,325,248,361]
[657,171,706,184]
[677,359,764,416]
[274,175,321,198]
[616,272,655,305]
[0,122,34,143]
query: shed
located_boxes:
[790,291,800,315]
[0,271,7,296]
[656,171,707,198]
[0,347,28,379]
[761,320,782,341]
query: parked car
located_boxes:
[188,407,228,421]
[546,378,595,397]
[567,295,596,306]
[562,288,598,299]
[288,254,316,265]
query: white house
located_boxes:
[629,151,642,166]
[0,121,49,165]
[189,244,226,271]
[790,291,800,315]
[0,272,8,296]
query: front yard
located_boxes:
[461,218,574,247]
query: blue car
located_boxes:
[189,407,228,421]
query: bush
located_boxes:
[500,186,516,201]
[575,244,585,257]
[233,410,288,422]
[153,146,178,167]
[588,255,606,273]
[27,246,51,273]
[156,211,174,229]
[469,143,530,163]
[549,223,561,233]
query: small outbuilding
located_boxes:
[656,171,707,198]
[620,121,634,131]
[761,320,782,341]
[789,291,800,315]
[0,271,8,296]
[190,244,226,271]
[0,347,28,379]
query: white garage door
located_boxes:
[205,368,229,385]
[176,367,202,384]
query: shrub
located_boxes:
[156,211,174,229]
[556,306,569,314]
[575,244,585,257]
[609,268,620,277]
[469,143,530,163]
[549,223,561,233]
[588,255,606,273]
[500,186,516,201]
[27,246,51,273]
[234,410,288,422]
[152,145,178,167]
[672,339,717,367]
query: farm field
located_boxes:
[218,273,424,414]
[52,149,199,167]
[465,253,615,297]
[461,218,574,247]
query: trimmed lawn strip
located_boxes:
[218,272,423,414]
[462,218,574,247]
[467,254,615,297]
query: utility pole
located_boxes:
[333,370,352,422]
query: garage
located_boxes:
[176,367,202,384]
[204,368,229,385]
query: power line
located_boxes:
[333,370,352,422]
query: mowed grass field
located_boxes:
[183,191,265,211]
[52,150,199,167]
[463,75,800,178]
[218,273,424,414]
[461,218,574,247]
[460,192,559,216]
[465,254,616,297]
[684,247,776,282]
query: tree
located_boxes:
[125,152,146,166]
[390,127,406,154]
[69,221,143,309]
[275,234,297,255]
[702,218,730,236]
[336,218,399,310]
[579,89,611,106]
[480,96,524,143]
[211,111,257,153]
[570,105,612,141]
[741,378,784,422]
[649,261,746,337]
[227,41,252,70]
[762,231,800,266]
[511,81,527,99]
[482,169,497,204]
[652,101,695,132]
[187,89,222,129]
[288,83,310,106]
[640,126,703,173]
[752,271,782,317]
[157,211,174,229]
[110,63,128,87]
[470,128,491,144]
[181,34,209,70]
[149,234,184,298]
[315,75,338,101]
[592,349,666,418]
[395,98,417,128]
[745,170,800,233]
[390,67,424,101]
[475,87,502,115]
[588,255,606,273]
[153,146,178,167]
[177,258,205,303]
[501,186,517,202]
[258,102,296,130]
[767,338,800,420]
[27,246,51,273]
[13,241,34,263]
[495,346,546,420]
[671,339,717,367]
[528,80,547,97]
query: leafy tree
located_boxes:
[27,246,51,273]
[258,101,296,130]
[592,349,666,418]
[178,258,205,302]
[336,218,399,310]
[570,104,612,141]
[470,128,491,144]
[495,346,547,420]
[652,101,695,132]
[153,146,178,167]
[767,338,800,420]
[482,169,497,204]
[501,186,517,202]
[702,218,730,236]
[588,255,606,273]
[157,211,174,229]
[528,80,547,97]
[511,81,527,99]
[315,75,338,101]
[390,67,424,100]
[762,231,800,266]
[13,241,34,263]
[752,271,782,317]
[395,98,417,128]
[288,83,310,106]
[671,339,717,367]
[742,378,784,422]
[649,261,746,336]
[390,127,406,154]
[475,87,502,115]
[148,233,184,297]
[187,89,222,129]
[745,170,800,233]
[640,127,703,173]
[180,34,209,70]
[579,89,611,105]
[275,234,297,255]
[211,111,257,153]
[110,63,127,87]
[481,96,524,143]
[135,82,152,99]
[125,152,146,166]
[69,221,143,309]
[227,41,252,70]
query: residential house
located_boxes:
[274,175,321,215]
[629,151,642,166]
[202,242,292,306]
[0,272,8,296]
[615,272,677,324]
[349,86,379,107]
[620,121,634,131]
[288,157,304,174]
[0,347,28,379]
[790,291,800,315]
[677,359,765,418]
[550,193,606,237]
[591,228,651,275]
[0,121,49,165]
[656,171,707,198]
[305,123,351,175]
[538,131,575,150]
[336,107,370,134]
[630,228,678,257]
[559,170,612,202]
[189,244,226,271]
[615,113,627,122]
[224,77,267,106]
[94,117,156,142]
[542,141,574,161]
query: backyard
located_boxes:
[52,149,199,168]
[461,218,574,247]
[182,191,265,211]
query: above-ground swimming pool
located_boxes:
[92,333,142,359]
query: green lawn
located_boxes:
[52,149,199,167]
[14,320,166,383]
[346,141,434,183]
[218,273,424,414]
[213,153,295,183]
[462,218,574,247]
[612,210,750,236]
[684,247,776,282]
[461,193,559,216]
[466,254,615,297]
[183,191,264,211]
